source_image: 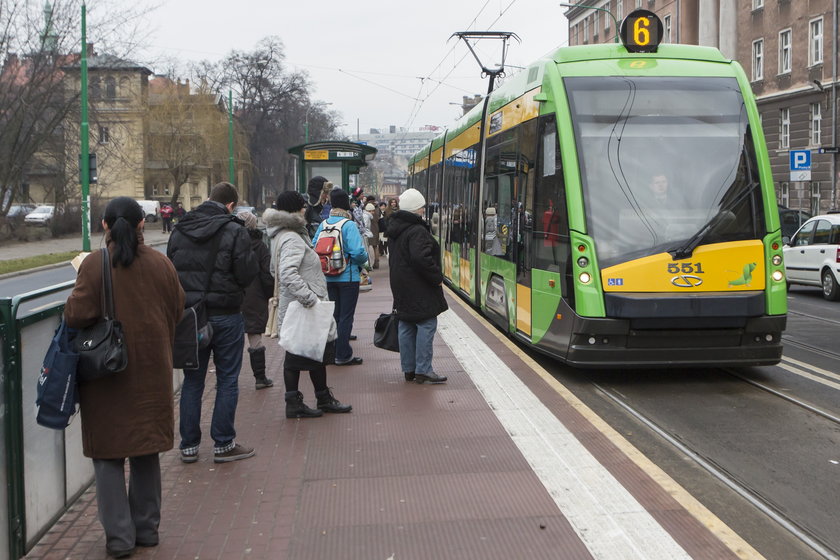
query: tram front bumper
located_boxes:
[560,315,786,369]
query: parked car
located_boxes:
[6,203,37,218]
[24,205,55,227]
[779,206,812,241]
[783,213,840,300]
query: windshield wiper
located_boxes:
[668,180,760,260]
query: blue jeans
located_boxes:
[398,317,437,375]
[327,282,360,363]
[179,313,244,450]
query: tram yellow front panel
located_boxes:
[601,240,766,292]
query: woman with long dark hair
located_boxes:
[65,197,184,558]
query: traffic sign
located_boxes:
[790,150,812,181]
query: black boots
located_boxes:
[285,391,323,418]
[315,388,353,413]
[249,347,273,389]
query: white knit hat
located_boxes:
[398,188,425,212]
[365,203,375,211]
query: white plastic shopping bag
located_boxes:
[279,300,336,361]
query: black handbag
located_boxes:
[373,310,400,352]
[75,248,129,382]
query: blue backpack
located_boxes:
[36,318,80,429]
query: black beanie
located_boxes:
[275,190,306,213]
[330,188,351,210]
[307,176,327,205]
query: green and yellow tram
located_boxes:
[408,10,786,368]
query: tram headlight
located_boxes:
[579,272,592,284]
[772,270,784,282]
[772,255,782,266]
[577,257,589,268]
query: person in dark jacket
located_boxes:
[386,188,449,384]
[237,210,274,390]
[65,197,185,558]
[167,182,259,464]
[304,175,332,238]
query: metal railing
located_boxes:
[0,281,91,560]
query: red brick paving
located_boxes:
[22,265,739,560]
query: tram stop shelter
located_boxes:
[288,141,377,194]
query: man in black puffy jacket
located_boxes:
[167,182,258,464]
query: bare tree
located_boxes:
[147,79,247,205]
[0,0,153,216]
[190,37,343,206]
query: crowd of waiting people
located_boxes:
[63,178,449,558]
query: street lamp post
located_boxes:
[228,90,235,184]
[305,102,332,143]
[558,2,620,43]
[80,2,90,251]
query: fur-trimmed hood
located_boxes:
[263,208,307,239]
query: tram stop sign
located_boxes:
[790,150,811,182]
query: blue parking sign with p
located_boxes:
[790,150,811,170]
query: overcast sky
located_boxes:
[119,0,570,138]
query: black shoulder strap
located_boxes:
[101,247,115,320]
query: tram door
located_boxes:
[515,120,538,337]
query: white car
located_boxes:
[24,205,55,227]
[783,213,840,300]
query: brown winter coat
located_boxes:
[64,237,185,459]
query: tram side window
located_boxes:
[533,114,570,276]
[444,146,477,250]
[484,129,517,260]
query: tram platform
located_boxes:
[22,265,762,560]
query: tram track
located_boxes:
[591,378,840,560]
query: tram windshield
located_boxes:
[565,76,766,268]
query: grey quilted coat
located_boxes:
[263,208,329,334]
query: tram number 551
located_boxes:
[667,262,705,274]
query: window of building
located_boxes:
[574,24,579,45]
[616,0,623,23]
[780,107,790,149]
[753,0,763,9]
[583,17,589,43]
[811,102,822,146]
[780,182,789,207]
[635,0,642,8]
[752,39,764,81]
[105,76,116,100]
[810,17,824,66]
[812,182,822,215]
[663,15,671,43]
[98,126,110,144]
[778,29,792,74]
[593,12,599,40]
[604,1,611,33]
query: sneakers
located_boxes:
[180,448,198,464]
[213,443,255,463]
[415,372,447,384]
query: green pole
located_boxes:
[304,121,309,143]
[228,90,235,183]
[80,3,90,251]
